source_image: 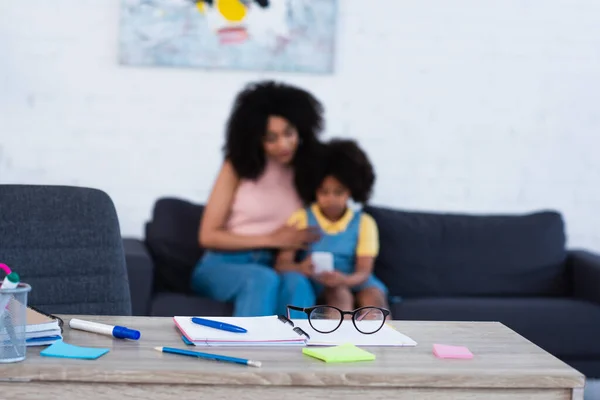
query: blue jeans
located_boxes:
[278,271,314,319]
[190,250,315,317]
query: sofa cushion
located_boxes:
[151,292,233,317]
[364,206,568,297]
[145,198,204,294]
[392,297,600,358]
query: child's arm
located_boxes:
[343,256,373,287]
[274,249,313,276]
[345,213,379,287]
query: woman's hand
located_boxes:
[315,271,347,288]
[270,224,320,250]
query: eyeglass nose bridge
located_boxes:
[338,309,360,321]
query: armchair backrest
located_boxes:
[0,185,132,315]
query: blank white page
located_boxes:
[291,319,418,347]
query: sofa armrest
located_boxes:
[123,238,155,316]
[569,250,600,304]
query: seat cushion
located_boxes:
[145,198,205,294]
[392,297,600,358]
[365,206,569,297]
[151,292,233,317]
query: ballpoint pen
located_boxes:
[191,317,247,333]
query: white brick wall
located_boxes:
[1,0,599,251]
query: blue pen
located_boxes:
[155,346,261,367]
[191,317,247,333]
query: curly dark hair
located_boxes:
[317,138,376,204]
[223,80,325,204]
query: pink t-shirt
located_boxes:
[225,160,303,236]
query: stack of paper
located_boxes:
[0,306,62,347]
[23,307,62,346]
[173,316,306,347]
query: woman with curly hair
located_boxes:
[191,80,324,317]
[275,138,390,313]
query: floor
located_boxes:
[586,379,600,400]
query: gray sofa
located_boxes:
[124,197,600,378]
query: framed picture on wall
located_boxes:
[118,0,338,73]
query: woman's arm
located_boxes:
[198,161,276,250]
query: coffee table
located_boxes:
[0,316,585,399]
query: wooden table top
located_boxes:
[0,316,585,390]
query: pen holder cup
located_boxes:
[0,283,31,363]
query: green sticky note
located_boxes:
[302,343,376,363]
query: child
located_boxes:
[275,138,390,314]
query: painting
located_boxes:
[118,0,338,73]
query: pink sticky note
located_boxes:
[433,344,473,359]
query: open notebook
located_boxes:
[174,315,307,346]
[173,316,416,347]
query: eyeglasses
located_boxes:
[286,305,390,334]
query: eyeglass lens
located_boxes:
[353,307,386,334]
[308,306,343,333]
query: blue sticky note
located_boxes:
[40,340,109,360]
